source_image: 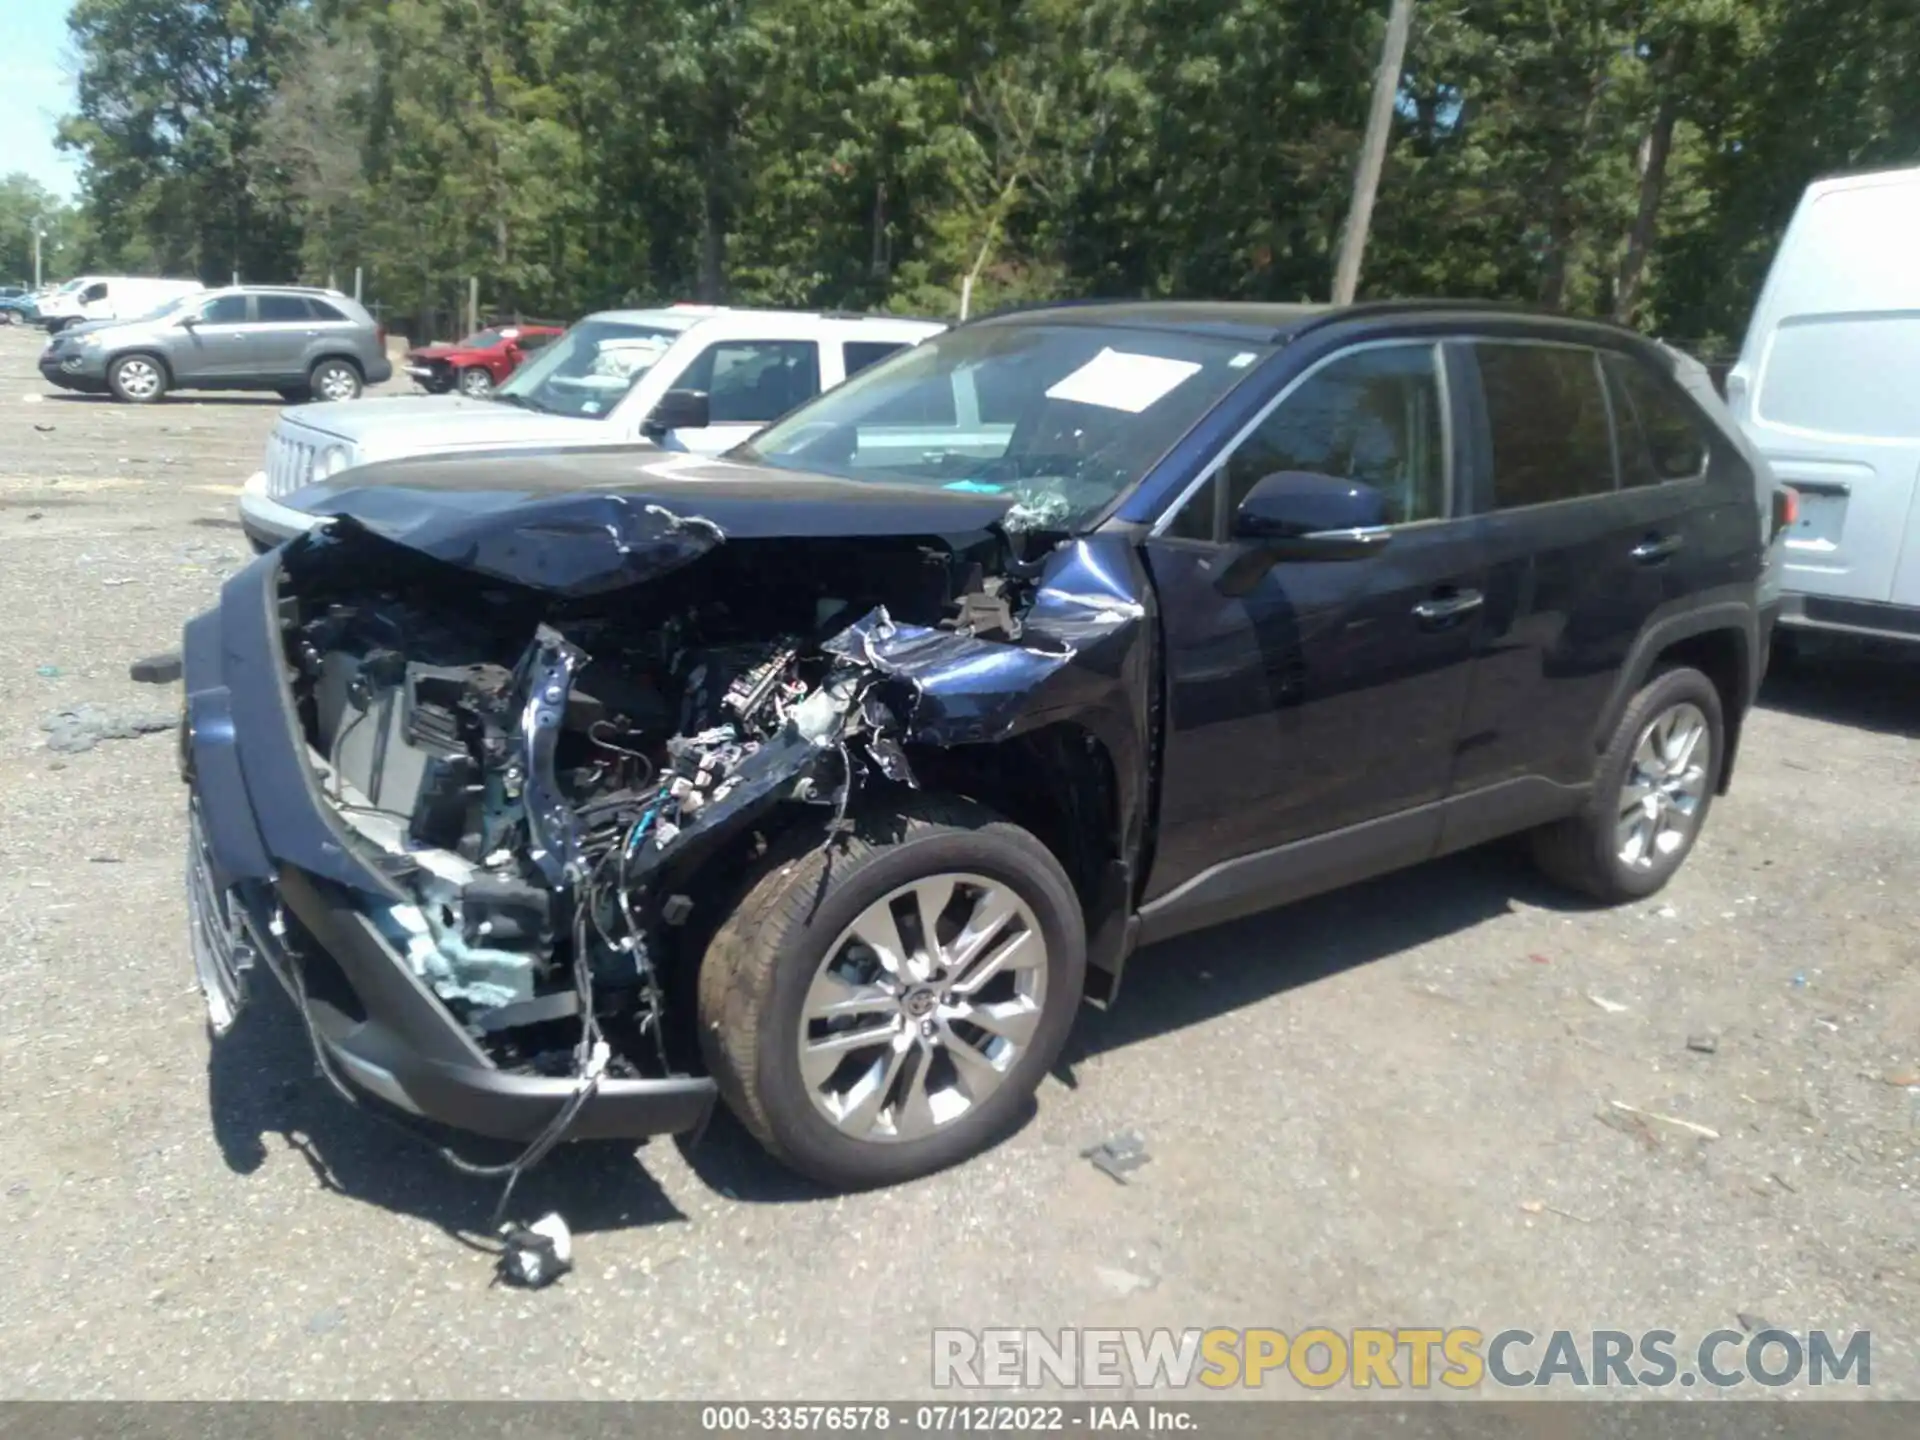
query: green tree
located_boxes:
[60,0,304,281]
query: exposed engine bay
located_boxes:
[280,522,1032,1080]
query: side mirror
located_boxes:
[177,315,198,329]
[1218,471,1392,594]
[643,388,710,436]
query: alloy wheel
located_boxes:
[1617,701,1711,871]
[460,368,493,397]
[797,873,1049,1143]
[116,358,162,400]
[315,364,359,401]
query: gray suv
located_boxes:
[37,285,393,404]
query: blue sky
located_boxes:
[1,0,79,199]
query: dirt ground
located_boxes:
[0,324,1915,1400]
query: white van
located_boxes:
[1727,164,1920,646]
[38,276,205,333]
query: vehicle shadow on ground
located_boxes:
[1758,646,1920,739]
[41,392,288,407]
[206,981,689,1243]
[1059,842,1583,1071]
[206,843,1584,1227]
[681,842,1588,1206]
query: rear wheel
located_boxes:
[309,358,362,402]
[108,353,168,404]
[458,366,494,397]
[1531,666,1724,902]
[699,798,1086,1190]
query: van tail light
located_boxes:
[375,322,387,353]
[1772,486,1799,538]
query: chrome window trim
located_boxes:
[1149,338,1454,538]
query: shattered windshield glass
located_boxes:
[739,322,1271,530]
[495,318,677,418]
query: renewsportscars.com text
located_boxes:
[932,1327,1872,1391]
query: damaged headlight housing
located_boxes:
[316,444,354,480]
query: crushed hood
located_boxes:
[288,393,612,449]
[288,448,1017,596]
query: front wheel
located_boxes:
[109,353,168,404]
[1531,666,1725,902]
[309,358,363,402]
[699,798,1086,1190]
[458,366,493,398]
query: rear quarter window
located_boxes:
[1604,355,1710,486]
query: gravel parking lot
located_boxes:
[1,323,1915,1400]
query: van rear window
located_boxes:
[1759,315,1920,440]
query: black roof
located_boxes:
[969,297,1652,348]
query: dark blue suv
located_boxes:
[180,301,1780,1194]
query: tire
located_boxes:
[699,797,1086,1190]
[108,353,169,404]
[1530,666,1725,903]
[309,358,363,402]
[458,366,494,397]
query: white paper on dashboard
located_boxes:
[1044,348,1203,413]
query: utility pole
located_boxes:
[1332,0,1415,305]
[33,226,44,289]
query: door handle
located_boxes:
[1412,589,1484,624]
[1631,533,1684,563]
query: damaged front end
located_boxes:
[183,474,1149,1152]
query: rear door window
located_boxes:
[257,294,314,324]
[309,299,350,322]
[1473,343,1616,508]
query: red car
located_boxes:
[403,323,566,397]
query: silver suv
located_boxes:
[37,285,393,404]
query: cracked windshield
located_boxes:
[743,325,1271,530]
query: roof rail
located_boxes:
[1286,297,1648,343]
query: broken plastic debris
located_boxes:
[1081,1131,1150,1185]
[495,1212,573,1289]
[35,665,60,678]
[129,651,184,685]
[1588,994,1629,1014]
[1686,1033,1719,1055]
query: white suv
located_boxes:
[238,305,946,548]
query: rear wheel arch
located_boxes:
[1597,609,1754,796]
